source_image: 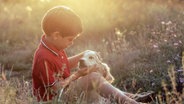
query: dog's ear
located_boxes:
[97,52,103,61]
[102,63,114,83]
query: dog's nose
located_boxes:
[79,59,86,68]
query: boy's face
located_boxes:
[54,34,79,50]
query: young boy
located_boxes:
[32,6,140,104]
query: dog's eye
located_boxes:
[89,56,94,59]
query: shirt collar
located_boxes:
[40,35,60,56]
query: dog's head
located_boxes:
[79,50,102,69]
[79,50,114,83]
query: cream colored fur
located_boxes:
[79,50,114,83]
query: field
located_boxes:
[1,0,184,103]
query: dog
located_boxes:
[78,50,154,103]
[73,50,114,103]
[78,50,114,83]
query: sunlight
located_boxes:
[25,6,32,12]
[58,0,122,31]
[3,7,8,12]
[48,0,160,32]
[40,0,51,2]
[1,0,184,103]
[34,0,150,32]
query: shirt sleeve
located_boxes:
[37,59,57,88]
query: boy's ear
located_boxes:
[52,32,61,40]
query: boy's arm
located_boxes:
[51,67,88,91]
[68,52,84,69]
[68,50,92,69]
[51,64,101,93]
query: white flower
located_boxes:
[174,43,179,46]
[153,44,158,48]
[166,21,172,25]
[161,21,165,25]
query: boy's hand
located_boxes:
[76,67,89,76]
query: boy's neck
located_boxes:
[44,35,62,51]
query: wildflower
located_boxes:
[24,81,29,87]
[151,82,155,86]
[179,40,182,44]
[102,38,106,42]
[166,21,172,25]
[173,34,177,37]
[173,43,179,46]
[153,44,158,48]
[161,21,165,25]
[167,60,171,63]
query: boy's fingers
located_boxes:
[77,67,89,75]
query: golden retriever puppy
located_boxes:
[79,50,114,83]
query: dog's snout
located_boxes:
[79,59,84,64]
[79,59,86,68]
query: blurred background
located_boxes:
[0,0,184,103]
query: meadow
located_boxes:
[0,0,184,103]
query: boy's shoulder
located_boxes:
[34,46,55,62]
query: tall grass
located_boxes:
[0,0,184,103]
[1,55,184,103]
[154,65,184,104]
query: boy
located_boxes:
[32,6,140,104]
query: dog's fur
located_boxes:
[79,50,114,83]
[76,50,114,103]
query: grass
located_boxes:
[0,0,184,103]
[1,59,184,103]
[0,78,34,104]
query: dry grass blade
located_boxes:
[0,64,7,80]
